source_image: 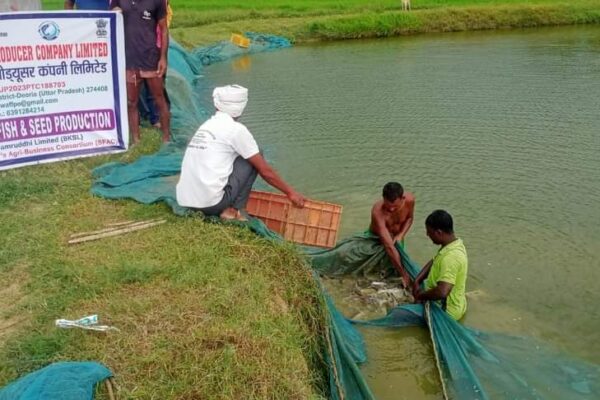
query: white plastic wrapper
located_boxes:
[55,314,119,332]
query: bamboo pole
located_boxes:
[425,302,450,400]
[70,226,124,238]
[68,220,166,245]
[324,320,345,400]
[105,377,116,400]
[70,219,162,239]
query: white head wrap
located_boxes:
[213,85,248,118]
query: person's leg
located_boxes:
[163,75,171,111]
[137,81,151,125]
[147,92,160,126]
[196,194,231,217]
[142,81,160,126]
[145,76,171,142]
[195,157,257,220]
[126,70,141,144]
[224,156,258,212]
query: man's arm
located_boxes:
[371,206,411,287]
[64,0,75,9]
[413,259,433,300]
[414,281,453,302]
[156,17,169,77]
[413,259,432,290]
[247,154,305,207]
[414,256,460,303]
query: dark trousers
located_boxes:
[138,79,171,125]
[197,157,258,216]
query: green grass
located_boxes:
[43,0,600,11]
[43,1,600,46]
[0,131,328,399]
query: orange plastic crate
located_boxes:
[230,33,250,48]
[246,190,342,248]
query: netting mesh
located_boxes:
[0,362,112,400]
[348,239,600,400]
[73,36,600,400]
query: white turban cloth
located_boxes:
[213,85,248,118]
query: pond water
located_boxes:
[205,26,600,399]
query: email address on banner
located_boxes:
[0,110,116,143]
[0,98,57,112]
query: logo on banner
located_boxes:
[95,19,108,38]
[38,21,60,41]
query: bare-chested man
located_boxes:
[370,182,415,287]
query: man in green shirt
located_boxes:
[413,210,468,320]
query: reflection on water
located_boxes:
[206,26,600,398]
[232,54,252,71]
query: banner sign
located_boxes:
[0,11,128,170]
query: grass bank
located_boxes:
[0,132,327,399]
[42,1,600,45]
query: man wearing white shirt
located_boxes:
[177,85,305,220]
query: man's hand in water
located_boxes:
[412,284,422,301]
[288,191,306,207]
[412,282,420,297]
[400,269,411,289]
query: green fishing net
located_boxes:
[0,362,112,400]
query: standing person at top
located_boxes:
[138,0,172,130]
[110,0,171,144]
[413,210,469,320]
[64,0,109,10]
[176,85,306,221]
[370,182,415,287]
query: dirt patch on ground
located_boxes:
[0,266,30,345]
